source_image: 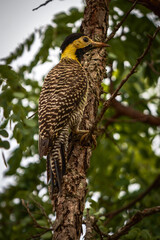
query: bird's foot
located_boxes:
[75,129,97,149]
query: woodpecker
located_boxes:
[38,33,108,194]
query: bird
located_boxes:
[38,33,108,195]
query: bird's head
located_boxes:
[60,33,109,63]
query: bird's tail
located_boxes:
[47,130,69,196]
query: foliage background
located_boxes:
[0,0,160,239]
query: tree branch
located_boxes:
[106,206,160,240]
[27,229,53,240]
[104,174,160,224]
[22,199,53,231]
[105,0,138,43]
[147,61,160,75]
[28,111,37,119]
[32,0,53,11]
[31,197,53,227]
[93,222,104,240]
[111,100,160,126]
[2,151,7,167]
[94,26,160,131]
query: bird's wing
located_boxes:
[38,65,60,157]
[38,59,87,157]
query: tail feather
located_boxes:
[54,159,62,191]
[47,143,67,195]
[46,155,50,183]
[46,129,69,196]
[60,143,67,176]
[46,154,57,195]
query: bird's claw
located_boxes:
[80,132,97,149]
[73,129,97,149]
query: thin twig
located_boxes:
[22,199,39,227]
[31,197,53,227]
[92,26,160,132]
[106,206,160,240]
[22,199,53,231]
[27,111,37,119]
[32,0,53,11]
[112,100,160,126]
[27,228,52,240]
[99,113,121,134]
[105,132,122,152]
[147,61,160,75]
[105,0,138,43]
[93,222,104,240]
[2,151,7,167]
[104,174,160,224]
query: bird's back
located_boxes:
[38,58,88,155]
[38,58,88,193]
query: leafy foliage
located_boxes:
[0,2,160,239]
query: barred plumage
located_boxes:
[38,33,108,194]
[39,58,88,191]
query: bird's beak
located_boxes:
[90,40,110,48]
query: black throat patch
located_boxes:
[75,44,93,62]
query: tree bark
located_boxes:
[52,0,109,239]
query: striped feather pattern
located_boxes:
[38,58,88,193]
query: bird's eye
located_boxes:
[83,37,89,42]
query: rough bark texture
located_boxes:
[52,0,109,239]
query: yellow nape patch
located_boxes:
[61,44,79,63]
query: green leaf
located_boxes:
[0,130,9,138]
[37,220,47,227]
[0,65,20,88]
[99,216,106,221]
[138,229,152,240]
[126,228,140,239]
[6,148,22,175]
[26,33,35,51]
[23,119,37,127]
[0,139,10,149]
[13,92,26,99]
[42,231,52,239]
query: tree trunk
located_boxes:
[52,0,109,239]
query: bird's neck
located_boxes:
[61,44,81,63]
